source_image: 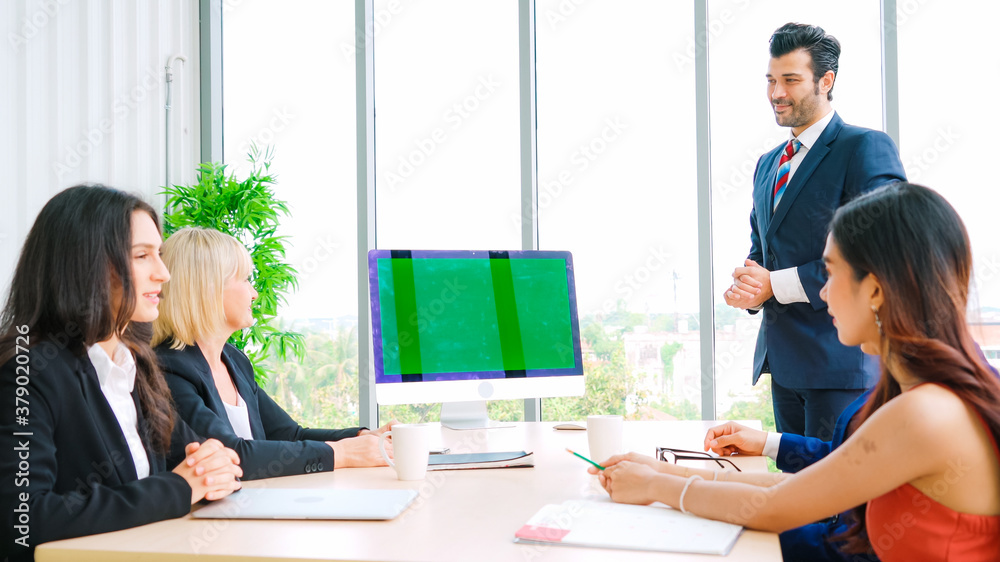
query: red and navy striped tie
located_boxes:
[772,138,802,211]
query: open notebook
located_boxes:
[514,500,743,555]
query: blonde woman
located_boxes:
[153,228,392,480]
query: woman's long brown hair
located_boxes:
[0,185,175,454]
[829,182,1000,554]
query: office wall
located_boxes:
[0,0,201,297]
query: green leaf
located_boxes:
[163,145,305,385]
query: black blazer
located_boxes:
[0,340,195,562]
[156,343,362,480]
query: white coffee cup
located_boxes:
[379,423,433,481]
[587,415,623,464]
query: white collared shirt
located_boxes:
[87,343,150,479]
[222,391,254,440]
[779,108,836,189]
[770,109,836,305]
[763,432,783,460]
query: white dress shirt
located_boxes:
[87,343,151,479]
[769,109,837,305]
[222,392,254,440]
[762,431,783,460]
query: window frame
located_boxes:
[206,0,901,429]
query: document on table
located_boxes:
[514,500,743,555]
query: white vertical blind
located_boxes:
[0,0,201,295]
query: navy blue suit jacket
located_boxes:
[157,343,363,480]
[776,388,871,473]
[774,388,873,561]
[1,340,196,562]
[777,349,998,471]
[750,112,905,389]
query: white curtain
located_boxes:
[0,0,201,295]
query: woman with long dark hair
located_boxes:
[589,183,1000,561]
[0,185,242,561]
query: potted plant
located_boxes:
[161,144,305,382]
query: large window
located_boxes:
[219,1,1000,427]
[373,1,521,250]
[223,0,360,428]
[897,0,1000,367]
[708,0,883,429]
[372,0,526,423]
[536,0,700,421]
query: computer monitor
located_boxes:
[368,249,585,429]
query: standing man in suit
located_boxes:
[724,23,905,438]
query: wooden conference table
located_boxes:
[37,421,781,561]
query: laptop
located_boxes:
[192,488,419,520]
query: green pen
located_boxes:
[566,448,604,471]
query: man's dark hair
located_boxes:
[769,23,840,101]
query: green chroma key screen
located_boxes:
[368,250,583,383]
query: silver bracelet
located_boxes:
[679,474,704,515]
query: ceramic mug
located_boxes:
[587,415,624,465]
[378,423,433,481]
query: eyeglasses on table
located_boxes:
[655,447,742,472]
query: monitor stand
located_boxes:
[440,401,514,430]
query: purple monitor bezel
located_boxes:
[367,249,584,384]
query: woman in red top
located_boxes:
[590,182,1000,561]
